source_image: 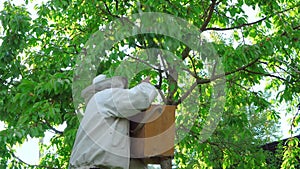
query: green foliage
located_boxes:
[0,0,300,168]
[281,137,300,169]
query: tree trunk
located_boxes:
[160,158,172,169]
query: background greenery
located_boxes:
[0,0,299,168]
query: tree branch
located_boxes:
[175,81,199,105]
[103,1,120,18]
[244,69,286,81]
[154,64,163,89]
[259,61,300,80]
[200,0,217,32]
[125,53,163,72]
[188,54,198,78]
[206,3,300,31]
[181,46,190,60]
[176,58,260,105]
[10,149,59,169]
[115,0,119,11]
[155,64,167,104]
[224,58,260,76]
[206,16,268,31]
[156,0,216,62]
[42,120,64,135]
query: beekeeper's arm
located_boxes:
[103,82,157,118]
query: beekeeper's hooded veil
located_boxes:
[69,75,157,169]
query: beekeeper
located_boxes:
[69,75,157,169]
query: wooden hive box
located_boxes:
[130,105,176,163]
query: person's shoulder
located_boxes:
[95,87,126,95]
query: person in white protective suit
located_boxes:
[69,75,157,169]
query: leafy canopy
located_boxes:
[0,0,299,168]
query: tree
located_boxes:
[0,0,299,168]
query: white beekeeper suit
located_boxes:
[69,75,157,169]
